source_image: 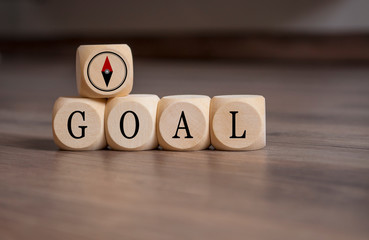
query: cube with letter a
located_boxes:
[76,44,133,98]
[157,95,211,151]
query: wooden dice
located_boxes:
[157,95,211,151]
[76,44,133,98]
[53,44,267,151]
[52,97,106,150]
[210,95,266,151]
[52,94,266,151]
[105,94,159,151]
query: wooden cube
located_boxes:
[210,95,266,151]
[76,44,133,98]
[105,94,159,151]
[157,95,211,151]
[52,97,106,150]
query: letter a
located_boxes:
[172,111,193,138]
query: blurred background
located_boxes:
[1,0,369,62]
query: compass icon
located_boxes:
[87,51,127,92]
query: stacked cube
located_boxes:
[52,44,266,151]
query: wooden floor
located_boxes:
[0,56,369,240]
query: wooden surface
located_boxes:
[0,57,369,240]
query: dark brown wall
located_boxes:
[1,0,369,38]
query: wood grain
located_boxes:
[0,57,369,240]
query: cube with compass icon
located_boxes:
[76,44,133,98]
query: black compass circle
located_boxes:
[87,51,128,92]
